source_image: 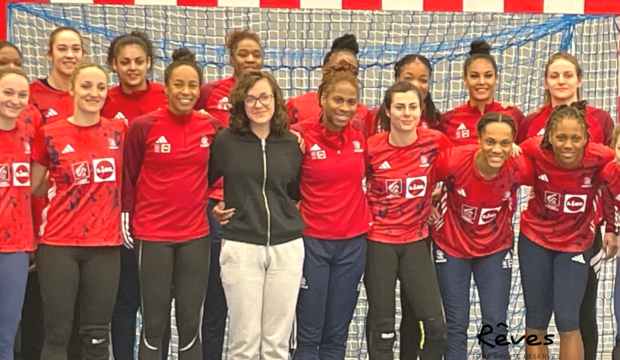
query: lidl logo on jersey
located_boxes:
[94,158,116,183]
[72,162,91,185]
[544,191,560,211]
[12,163,30,187]
[0,164,9,187]
[420,155,429,167]
[108,138,119,150]
[310,144,326,160]
[353,141,363,153]
[563,194,587,213]
[456,123,470,139]
[461,204,478,224]
[479,207,501,225]
[405,176,427,198]
[154,136,171,153]
[200,136,210,148]
[385,179,402,198]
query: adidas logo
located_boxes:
[114,112,127,120]
[537,128,545,136]
[46,108,58,118]
[571,254,586,264]
[310,144,322,152]
[538,174,549,182]
[457,123,467,131]
[379,161,391,170]
[457,189,466,197]
[615,194,620,202]
[219,97,229,103]
[61,144,75,154]
[156,136,168,144]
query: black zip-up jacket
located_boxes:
[208,128,305,246]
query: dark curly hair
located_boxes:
[228,70,289,136]
[377,81,424,132]
[226,29,261,54]
[107,31,154,70]
[323,34,359,67]
[540,100,589,150]
[464,40,497,77]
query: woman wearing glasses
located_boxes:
[209,70,305,360]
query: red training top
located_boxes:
[438,101,524,147]
[519,136,614,252]
[292,116,372,239]
[600,160,620,235]
[516,104,613,145]
[122,108,222,242]
[287,91,374,134]
[432,145,534,258]
[366,129,452,244]
[19,103,44,130]
[194,77,235,127]
[101,82,167,126]
[32,117,126,247]
[29,79,73,125]
[0,121,35,252]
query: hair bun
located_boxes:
[469,40,491,56]
[331,34,359,55]
[172,47,195,62]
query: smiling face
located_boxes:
[0,73,29,121]
[386,90,421,134]
[321,80,358,132]
[548,117,587,167]
[544,59,582,104]
[244,78,275,127]
[396,60,430,100]
[463,58,496,103]
[230,38,263,78]
[69,66,107,115]
[113,44,150,91]
[478,121,514,169]
[48,30,84,77]
[165,65,201,115]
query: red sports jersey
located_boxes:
[519,136,614,252]
[366,129,452,244]
[0,121,35,253]
[367,105,432,133]
[601,160,620,235]
[287,91,374,134]
[292,116,372,239]
[432,145,534,258]
[32,118,126,247]
[438,101,524,147]
[19,103,44,130]
[123,108,222,242]
[517,104,613,145]
[29,79,73,125]
[194,77,235,127]
[101,82,167,126]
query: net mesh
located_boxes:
[7,4,620,359]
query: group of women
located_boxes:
[0,23,619,360]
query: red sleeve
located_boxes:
[591,108,614,146]
[32,126,49,166]
[519,156,535,187]
[437,131,454,152]
[194,82,217,111]
[519,136,540,160]
[122,115,153,213]
[510,107,525,132]
[432,148,450,185]
[516,114,535,145]
[601,164,618,234]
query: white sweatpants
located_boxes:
[220,238,304,360]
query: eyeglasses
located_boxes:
[244,93,274,108]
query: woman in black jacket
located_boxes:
[208,70,305,360]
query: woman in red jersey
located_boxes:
[287,34,374,132]
[601,125,620,360]
[194,29,263,360]
[364,81,450,360]
[30,62,126,360]
[518,102,615,360]
[517,53,614,360]
[103,31,170,360]
[289,60,372,360]
[0,67,35,360]
[123,48,221,360]
[0,42,44,129]
[438,40,523,147]
[372,54,442,133]
[427,112,533,360]
[30,26,84,125]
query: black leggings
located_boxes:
[364,238,447,360]
[137,236,210,360]
[581,230,602,360]
[36,244,120,360]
